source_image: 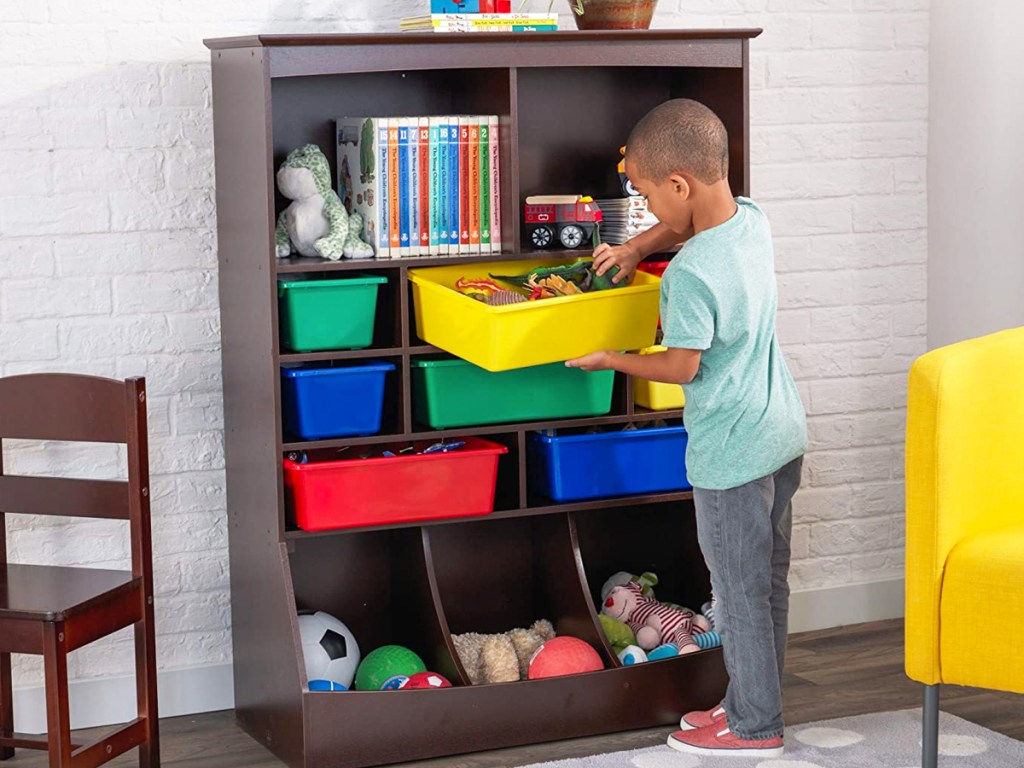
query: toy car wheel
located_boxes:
[530,225,554,249]
[559,225,584,249]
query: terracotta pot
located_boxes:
[571,0,659,30]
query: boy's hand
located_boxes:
[565,350,615,372]
[592,242,642,284]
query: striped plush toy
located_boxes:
[602,582,710,655]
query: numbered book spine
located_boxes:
[458,116,470,254]
[418,117,431,254]
[388,121,400,253]
[400,118,415,257]
[447,120,460,254]
[479,116,491,253]
[429,117,442,255]
[489,115,501,253]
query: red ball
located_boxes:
[398,671,452,689]
[527,637,604,680]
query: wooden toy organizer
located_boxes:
[207,29,758,768]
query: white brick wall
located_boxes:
[0,0,926,694]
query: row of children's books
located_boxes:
[336,116,502,258]
[399,13,559,33]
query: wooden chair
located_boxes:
[0,374,159,767]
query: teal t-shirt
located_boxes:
[660,197,807,490]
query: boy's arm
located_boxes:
[566,347,701,385]
[593,222,695,284]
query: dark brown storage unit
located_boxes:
[206,29,758,768]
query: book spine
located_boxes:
[398,119,410,257]
[495,0,511,10]
[377,118,390,258]
[388,122,400,253]
[431,0,480,11]
[447,120,460,252]
[468,116,481,254]
[489,116,501,253]
[479,116,491,253]
[479,0,495,10]
[438,118,450,255]
[335,117,383,260]
[429,118,442,255]
[459,116,470,254]
[407,117,420,256]
[419,117,430,253]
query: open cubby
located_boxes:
[209,29,757,768]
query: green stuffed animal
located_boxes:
[598,614,636,655]
[274,144,374,261]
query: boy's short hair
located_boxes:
[626,99,729,185]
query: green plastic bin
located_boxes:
[278,275,388,352]
[411,356,615,429]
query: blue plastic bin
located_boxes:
[281,361,395,440]
[528,426,690,502]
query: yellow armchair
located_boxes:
[905,326,1024,767]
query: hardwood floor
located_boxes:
[5,619,1023,767]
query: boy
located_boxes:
[566,99,807,758]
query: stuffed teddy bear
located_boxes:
[274,144,375,261]
[452,619,555,685]
[602,582,710,655]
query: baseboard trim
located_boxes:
[13,662,235,734]
[789,578,905,633]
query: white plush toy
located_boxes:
[274,144,374,261]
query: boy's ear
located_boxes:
[667,172,691,201]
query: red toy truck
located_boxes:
[523,195,603,250]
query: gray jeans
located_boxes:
[692,455,803,741]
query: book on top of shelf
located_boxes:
[400,13,558,32]
[430,0,511,11]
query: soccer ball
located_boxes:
[298,611,360,691]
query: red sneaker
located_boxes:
[678,704,726,731]
[667,725,784,758]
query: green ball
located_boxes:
[355,645,426,690]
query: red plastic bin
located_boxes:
[283,437,509,531]
[637,260,671,278]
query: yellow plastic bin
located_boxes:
[633,346,686,411]
[408,258,660,372]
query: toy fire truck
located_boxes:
[523,195,603,250]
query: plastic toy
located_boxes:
[274,144,374,261]
[354,645,426,690]
[527,636,604,679]
[602,582,709,655]
[298,611,361,691]
[399,671,453,689]
[452,619,555,685]
[523,195,603,250]
[489,259,623,300]
[308,679,347,691]
[617,145,640,197]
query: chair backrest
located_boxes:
[0,374,152,586]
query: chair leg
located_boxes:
[134,611,160,768]
[43,624,73,768]
[1,652,13,760]
[923,684,939,768]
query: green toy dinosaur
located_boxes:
[274,144,374,261]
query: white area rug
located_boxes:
[521,709,1022,768]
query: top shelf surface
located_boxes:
[205,29,762,49]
